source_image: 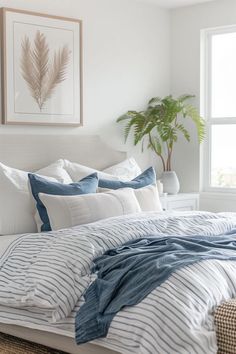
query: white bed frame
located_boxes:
[0,134,126,354]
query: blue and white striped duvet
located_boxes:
[1,211,236,354]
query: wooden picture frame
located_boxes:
[0,8,83,126]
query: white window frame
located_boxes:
[201,25,236,194]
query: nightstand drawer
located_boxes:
[160,193,199,211]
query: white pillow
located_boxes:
[103,157,141,181]
[133,185,162,212]
[37,159,72,184]
[62,159,117,182]
[39,189,141,231]
[63,157,141,182]
[0,161,72,235]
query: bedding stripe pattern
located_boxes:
[1,259,236,354]
[75,235,236,344]
[1,211,236,354]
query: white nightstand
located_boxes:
[160,193,199,211]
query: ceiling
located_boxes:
[140,0,216,8]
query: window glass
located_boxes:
[211,32,236,118]
[211,124,236,188]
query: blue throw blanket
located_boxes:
[75,234,236,344]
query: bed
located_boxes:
[0,134,236,354]
[0,134,124,354]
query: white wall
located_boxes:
[171,0,236,211]
[0,0,170,170]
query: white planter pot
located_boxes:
[161,171,180,195]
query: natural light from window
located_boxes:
[204,27,236,190]
[211,32,236,118]
[211,125,236,188]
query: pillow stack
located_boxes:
[28,173,98,232]
[0,157,162,235]
[34,165,162,231]
[0,160,72,235]
[98,166,162,212]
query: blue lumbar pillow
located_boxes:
[98,167,156,190]
[28,172,98,232]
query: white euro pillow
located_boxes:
[102,157,141,181]
[63,157,141,182]
[37,159,72,184]
[63,159,117,182]
[0,161,73,235]
[39,189,141,231]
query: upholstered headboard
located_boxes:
[0,135,126,171]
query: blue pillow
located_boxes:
[98,167,156,190]
[29,173,98,232]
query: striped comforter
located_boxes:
[1,211,236,354]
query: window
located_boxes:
[202,26,236,191]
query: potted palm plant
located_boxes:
[117,95,205,194]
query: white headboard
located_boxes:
[0,135,126,171]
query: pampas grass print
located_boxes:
[21,30,71,111]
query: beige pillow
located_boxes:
[39,188,141,231]
[133,185,162,212]
[99,185,162,212]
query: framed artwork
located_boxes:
[1,8,83,126]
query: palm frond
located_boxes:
[175,123,190,142]
[21,36,39,103]
[118,111,147,144]
[124,118,136,142]
[159,124,178,143]
[178,94,195,103]
[41,45,70,108]
[21,31,70,112]
[184,104,205,142]
[31,31,49,109]
[148,96,162,106]
[117,111,141,122]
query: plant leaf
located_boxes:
[148,97,162,106]
[184,104,205,143]
[178,94,195,103]
[175,123,190,142]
